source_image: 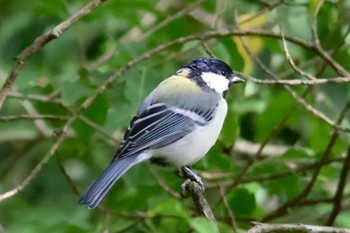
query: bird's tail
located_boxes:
[78,155,138,209]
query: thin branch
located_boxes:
[219,185,238,232]
[326,144,350,225]
[8,90,62,104]
[311,0,323,46]
[80,29,316,110]
[21,100,55,137]
[149,168,181,199]
[78,115,119,145]
[56,153,80,196]
[262,100,350,222]
[0,116,76,202]
[236,33,350,133]
[0,0,108,109]
[283,84,350,132]
[239,0,285,25]
[243,75,350,85]
[281,33,316,80]
[221,13,312,201]
[206,157,344,189]
[182,168,216,222]
[247,222,350,233]
[310,0,350,77]
[0,114,69,122]
[139,0,203,40]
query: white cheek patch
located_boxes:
[201,72,229,94]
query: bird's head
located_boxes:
[178,57,244,97]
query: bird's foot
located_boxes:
[180,166,205,193]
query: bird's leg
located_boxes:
[180,166,205,193]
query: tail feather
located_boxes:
[79,155,138,208]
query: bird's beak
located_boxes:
[229,75,245,85]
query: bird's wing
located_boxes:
[113,101,216,160]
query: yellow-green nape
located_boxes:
[176,69,190,78]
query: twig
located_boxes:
[206,157,344,189]
[0,0,108,109]
[239,0,285,25]
[78,115,119,145]
[0,114,69,122]
[262,100,350,222]
[243,75,350,85]
[221,13,311,200]
[0,116,76,202]
[310,0,350,77]
[21,100,55,137]
[149,168,181,199]
[80,29,316,110]
[326,144,350,225]
[184,181,216,222]
[8,90,62,104]
[201,41,215,58]
[219,185,238,232]
[311,0,323,46]
[236,32,350,133]
[139,0,203,40]
[247,222,350,233]
[182,168,216,222]
[56,153,80,196]
[283,84,350,133]
[281,33,316,80]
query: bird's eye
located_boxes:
[221,70,226,76]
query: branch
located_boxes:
[0,116,76,202]
[8,90,62,104]
[262,100,350,222]
[244,76,350,85]
[0,114,69,122]
[181,168,216,222]
[247,222,350,233]
[0,0,108,109]
[80,29,315,110]
[326,144,350,225]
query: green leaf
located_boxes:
[220,106,240,147]
[219,37,245,72]
[124,67,163,111]
[229,188,256,216]
[148,199,190,219]
[61,81,92,106]
[72,94,108,141]
[189,218,219,233]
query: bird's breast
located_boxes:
[151,98,228,167]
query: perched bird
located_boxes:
[79,57,244,208]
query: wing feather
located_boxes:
[113,100,216,161]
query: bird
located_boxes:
[79,57,244,208]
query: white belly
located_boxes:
[152,98,227,167]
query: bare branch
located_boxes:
[244,75,350,85]
[182,168,216,222]
[80,29,316,110]
[0,116,76,202]
[56,154,80,196]
[8,90,62,104]
[262,100,350,222]
[0,0,108,109]
[139,0,203,40]
[248,222,350,233]
[219,185,238,232]
[0,114,69,122]
[281,33,316,80]
[326,144,350,225]
[149,168,181,199]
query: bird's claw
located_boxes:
[180,166,205,194]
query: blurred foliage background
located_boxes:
[1,0,350,232]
